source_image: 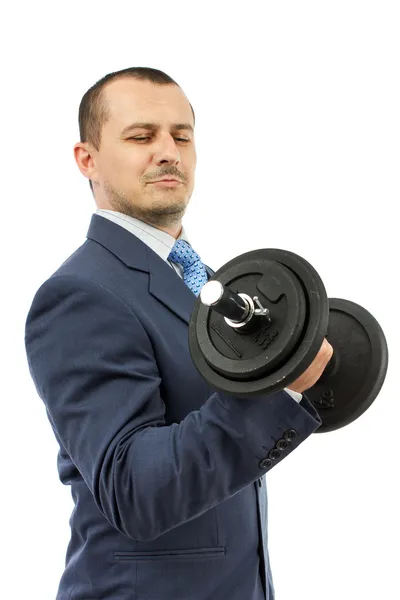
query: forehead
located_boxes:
[102,78,193,131]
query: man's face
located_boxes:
[75,78,196,234]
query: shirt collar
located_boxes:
[95,209,191,263]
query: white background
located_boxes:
[1,1,399,598]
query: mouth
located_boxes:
[150,178,180,182]
[149,180,181,187]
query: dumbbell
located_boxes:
[188,248,388,433]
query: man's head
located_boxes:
[74,67,196,237]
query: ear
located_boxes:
[73,142,98,183]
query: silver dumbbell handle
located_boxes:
[200,280,270,328]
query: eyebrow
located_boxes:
[121,122,194,135]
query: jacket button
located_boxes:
[269,448,281,460]
[259,458,272,469]
[276,438,289,451]
[284,429,298,442]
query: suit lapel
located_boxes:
[147,249,198,325]
[86,213,215,326]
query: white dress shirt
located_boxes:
[95,209,302,403]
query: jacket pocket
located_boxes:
[114,547,226,561]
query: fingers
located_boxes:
[287,338,334,393]
[321,338,334,364]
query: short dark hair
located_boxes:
[78,67,196,194]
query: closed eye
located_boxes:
[129,137,190,142]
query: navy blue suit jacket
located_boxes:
[24,214,322,600]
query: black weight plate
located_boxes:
[197,257,307,379]
[305,298,388,433]
[188,248,329,396]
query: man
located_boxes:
[24,67,333,600]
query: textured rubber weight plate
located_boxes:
[188,248,329,396]
[306,298,388,433]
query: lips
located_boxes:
[151,178,180,183]
[150,180,181,188]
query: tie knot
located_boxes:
[168,239,202,268]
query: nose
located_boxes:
[153,134,181,166]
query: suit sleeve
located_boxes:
[24,274,321,541]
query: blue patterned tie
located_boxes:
[168,239,209,296]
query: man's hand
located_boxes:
[287,338,334,394]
